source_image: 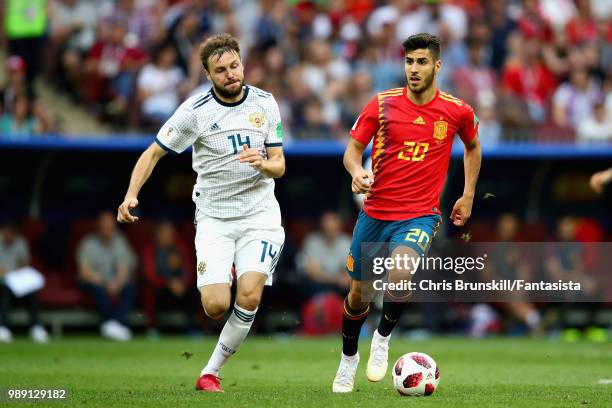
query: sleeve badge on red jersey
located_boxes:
[433,120,448,141]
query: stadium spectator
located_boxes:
[544,216,601,337]
[77,211,136,341]
[544,216,597,297]
[480,213,542,336]
[0,95,39,138]
[363,2,411,91]
[137,43,187,125]
[597,21,612,74]
[1,0,49,96]
[485,0,517,73]
[475,97,502,146]
[0,222,49,343]
[293,96,334,140]
[339,70,373,132]
[395,0,468,44]
[564,0,599,45]
[0,56,28,116]
[142,221,195,335]
[577,100,612,142]
[83,16,148,118]
[165,7,208,75]
[300,39,350,100]
[162,0,209,34]
[207,0,240,40]
[48,0,100,99]
[552,69,603,130]
[254,0,287,50]
[516,0,553,43]
[501,32,557,124]
[0,91,57,138]
[99,0,164,50]
[297,211,351,298]
[606,73,612,119]
[538,0,576,32]
[452,36,496,108]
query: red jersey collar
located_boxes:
[403,87,440,108]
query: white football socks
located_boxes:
[201,304,257,376]
[373,329,390,342]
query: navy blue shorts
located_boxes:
[346,211,441,281]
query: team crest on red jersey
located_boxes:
[433,120,448,142]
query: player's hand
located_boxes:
[169,278,185,296]
[106,280,121,296]
[352,169,374,194]
[117,197,139,223]
[238,144,265,171]
[450,195,473,226]
[590,169,612,194]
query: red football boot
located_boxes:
[195,374,223,392]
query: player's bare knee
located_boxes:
[347,287,368,311]
[201,296,230,319]
[235,291,261,311]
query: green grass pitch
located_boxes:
[0,336,610,407]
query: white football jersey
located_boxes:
[155,85,284,219]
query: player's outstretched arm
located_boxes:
[451,137,482,227]
[344,138,373,194]
[117,142,167,223]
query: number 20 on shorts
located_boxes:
[405,228,430,252]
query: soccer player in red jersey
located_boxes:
[333,33,482,392]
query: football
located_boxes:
[392,352,440,396]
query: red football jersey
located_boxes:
[350,87,479,221]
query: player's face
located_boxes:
[404,49,441,94]
[205,51,245,99]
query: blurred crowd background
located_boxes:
[0,0,611,343]
[0,0,611,142]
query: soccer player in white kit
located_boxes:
[117,34,285,392]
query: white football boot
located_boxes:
[0,325,13,343]
[366,330,390,382]
[101,320,131,341]
[30,325,50,343]
[332,352,360,393]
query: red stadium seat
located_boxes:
[285,218,318,248]
[38,270,90,308]
[124,219,156,254]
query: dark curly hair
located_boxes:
[199,33,241,71]
[402,33,441,60]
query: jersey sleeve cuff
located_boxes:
[349,132,371,145]
[155,137,180,155]
[264,142,283,147]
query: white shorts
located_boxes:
[194,200,285,288]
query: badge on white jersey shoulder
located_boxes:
[248,111,266,128]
